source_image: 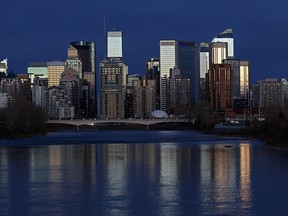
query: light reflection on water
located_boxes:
[0,131,288,215]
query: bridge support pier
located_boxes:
[146,125,149,130]
[76,125,79,131]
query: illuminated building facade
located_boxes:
[209,64,233,111]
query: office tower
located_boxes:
[166,68,190,114]
[99,59,126,119]
[146,58,160,109]
[146,58,160,80]
[160,40,176,111]
[209,42,228,64]
[47,61,65,87]
[32,77,48,109]
[132,79,145,118]
[17,74,31,101]
[211,29,234,58]
[65,57,82,78]
[145,80,157,114]
[160,40,200,111]
[0,75,18,105]
[107,31,123,59]
[252,78,285,109]
[126,74,142,118]
[131,79,156,118]
[239,61,250,99]
[27,62,48,84]
[100,30,127,119]
[200,43,209,102]
[47,86,74,119]
[68,41,95,74]
[68,41,96,117]
[223,59,240,98]
[209,64,233,111]
[0,58,8,76]
[60,68,81,117]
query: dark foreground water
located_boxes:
[0,130,288,216]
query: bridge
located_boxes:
[47,118,191,130]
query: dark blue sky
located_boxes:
[1,0,287,83]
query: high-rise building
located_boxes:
[240,61,250,99]
[200,43,209,102]
[17,74,31,101]
[68,41,96,117]
[146,58,160,109]
[0,58,8,76]
[47,86,74,119]
[126,74,142,118]
[32,77,48,109]
[107,31,123,59]
[131,79,157,118]
[209,42,228,64]
[166,68,190,114]
[0,75,19,105]
[99,59,126,119]
[211,29,234,58]
[68,41,96,74]
[223,59,240,98]
[100,30,127,119]
[47,61,65,87]
[209,64,233,111]
[146,58,160,80]
[60,68,81,117]
[27,62,48,84]
[65,57,82,78]
[252,78,285,109]
[160,40,200,111]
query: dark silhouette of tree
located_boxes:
[0,97,47,138]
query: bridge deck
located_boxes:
[47,118,190,126]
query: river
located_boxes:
[0,130,288,215]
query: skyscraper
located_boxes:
[99,59,126,119]
[211,29,234,58]
[223,59,240,98]
[240,61,250,99]
[146,58,160,109]
[107,31,123,59]
[199,43,209,102]
[209,64,233,111]
[209,42,228,64]
[27,62,48,84]
[47,61,65,87]
[100,30,127,119]
[160,40,200,111]
[68,41,96,74]
[68,41,96,117]
[0,58,8,76]
[60,68,81,117]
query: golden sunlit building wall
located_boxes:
[47,61,65,87]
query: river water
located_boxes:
[0,130,288,216]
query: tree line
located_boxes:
[0,97,47,138]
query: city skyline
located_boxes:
[1,0,287,83]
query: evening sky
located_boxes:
[1,0,287,83]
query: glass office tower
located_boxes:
[107,31,123,59]
[211,29,234,58]
[68,41,96,117]
[160,40,200,111]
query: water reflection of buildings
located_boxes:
[240,144,251,208]
[200,143,251,214]
[0,140,252,215]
